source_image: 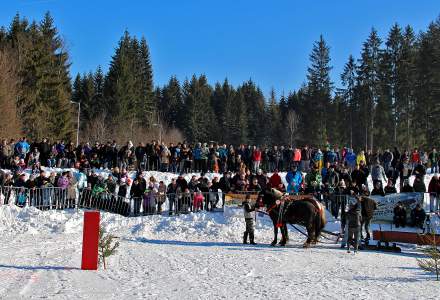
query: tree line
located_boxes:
[1,12,440,150]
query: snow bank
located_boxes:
[0,205,284,244]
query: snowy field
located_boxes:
[0,204,439,300]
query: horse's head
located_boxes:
[258,188,283,208]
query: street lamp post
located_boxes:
[70,101,81,146]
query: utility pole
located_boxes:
[70,101,81,146]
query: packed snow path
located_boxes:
[0,206,438,299]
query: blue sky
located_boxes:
[2,0,439,96]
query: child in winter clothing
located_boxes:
[193,189,204,212]
[346,198,362,253]
[243,194,256,245]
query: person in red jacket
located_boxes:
[252,146,262,174]
[268,169,284,191]
[411,148,420,169]
[293,148,302,167]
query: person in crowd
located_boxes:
[242,194,256,245]
[345,148,357,170]
[356,150,366,166]
[286,165,303,194]
[360,196,377,241]
[235,173,249,192]
[384,179,397,194]
[118,178,128,198]
[156,181,167,214]
[188,175,199,192]
[371,181,385,196]
[15,137,30,159]
[219,172,232,194]
[248,177,262,192]
[345,198,361,253]
[300,146,310,173]
[371,160,387,187]
[410,204,426,230]
[304,164,322,193]
[411,148,421,169]
[193,188,204,212]
[428,175,440,212]
[268,169,284,191]
[167,178,179,215]
[429,148,438,174]
[251,146,262,174]
[130,174,147,215]
[412,176,426,193]
[393,202,407,228]
[143,185,157,215]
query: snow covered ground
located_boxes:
[0,204,439,299]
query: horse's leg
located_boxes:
[284,224,289,242]
[304,224,314,248]
[271,222,278,246]
[314,213,323,244]
[279,224,287,246]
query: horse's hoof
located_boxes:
[270,241,277,247]
[303,243,310,248]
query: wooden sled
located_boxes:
[373,230,440,246]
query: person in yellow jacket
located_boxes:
[356,150,366,165]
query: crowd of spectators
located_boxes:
[1,137,439,215]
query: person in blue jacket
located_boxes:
[193,143,202,172]
[14,137,30,159]
[285,165,302,193]
[345,148,357,170]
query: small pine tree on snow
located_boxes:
[417,227,440,281]
[98,226,120,270]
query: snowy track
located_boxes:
[0,206,438,299]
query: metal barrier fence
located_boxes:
[1,186,438,219]
[0,186,71,209]
[79,188,131,216]
[77,189,224,216]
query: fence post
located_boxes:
[25,188,30,207]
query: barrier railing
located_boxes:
[28,187,71,210]
[1,186,438,219]
[0,186,28,207]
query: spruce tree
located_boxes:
[266,88,281,145]
[182,75,215,142]
[357,28,382,150]
[160,76,183,129]
[340,55,358,148]
[304,35,333,146]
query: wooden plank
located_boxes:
[373,230,440,246]
[224,193,259,205]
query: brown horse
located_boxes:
[259,189,326,247]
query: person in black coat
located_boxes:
[130,175,146,215]
[167,178,179,215]
[38,138,51,167]
[410,204,426,229]
[401,179,415,193]
[176,175,188,191]
[384,179,397,194]
[371,181,385,196]
[393,202,407,228]
[350,164,367,188]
